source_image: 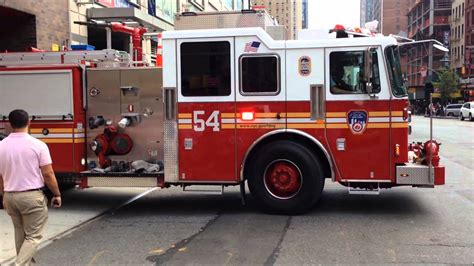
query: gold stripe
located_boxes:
[73,128,85,133]
[369,111,390,117]
[178,113,192,119]
[391,122,409,128]
[391,111,403,116]
[282,112,311,118]
[178,124,192,129]
[326,124,348,129]
[326,112,346,118]
[30,128,73,133]
[221,113,236,118]
[367,123,390,128]
[255,113,278,118]
[222,124,236,129]
[74,138,85,143]
[39,138,73,144]
[287,123,325,129]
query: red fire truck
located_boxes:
[0,11,445,214]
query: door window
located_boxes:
[240,55,280,95]
[329,50,380,94]
[180,41,231,97]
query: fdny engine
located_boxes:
[0,10,445,214]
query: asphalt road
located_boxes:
[10,116,474,265]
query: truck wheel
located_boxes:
[247,141,325,214]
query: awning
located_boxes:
[431,92,462,98]
[86,7,174,32]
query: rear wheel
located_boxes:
[470,113,473,121]
[447,112,453,117]
[247,141,325,214]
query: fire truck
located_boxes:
[0,11,445,214]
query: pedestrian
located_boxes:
[0,109,62,266]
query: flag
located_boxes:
[244,41,260,53]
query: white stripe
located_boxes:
[31,134,73,138]
[369,117,390,123]
[178,119,192,124]
[287,118,313,123]
[391,117,406,122]
[32,133,85,138]
[222,118,236,124]
[326,118,346,123]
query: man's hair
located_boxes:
[8,109,29,129]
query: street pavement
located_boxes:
[1,116,473,265]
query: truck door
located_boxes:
[176,38,236,182]
[325,47,391,182]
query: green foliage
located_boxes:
[433,68,459,105]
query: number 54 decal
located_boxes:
[193,110,220,132]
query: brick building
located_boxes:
[450,0,465,74]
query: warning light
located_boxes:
[333,24,345,31]
[241,112,255,121]
[395,144,400,157]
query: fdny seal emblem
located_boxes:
[348,111,368,134]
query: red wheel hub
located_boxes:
[264,160,302,199]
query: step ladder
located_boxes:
[182,185,224,195]
[348,183,381,195]
[0,49,129,66]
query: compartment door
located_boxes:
[176,38,236,182]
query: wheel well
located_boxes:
[243,132,333,180]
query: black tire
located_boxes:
[470,113,473,121]
[247,141,325,215]
[460,113,465,121]
[447,112,453,117]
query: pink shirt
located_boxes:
[0,132,52,192]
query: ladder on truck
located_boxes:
[0,49,129,67]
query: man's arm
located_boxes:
[0,174,3,195]
[40,164,62,208]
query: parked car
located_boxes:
[459,101,474,121]
[445,104,463,117]
[0,133,6,141]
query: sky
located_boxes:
[308,0,361,30]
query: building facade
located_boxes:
[406,0,451,87]
[362,0,414,35]
[302,0,308,29]
[252,0,302,39]
[0,0,240,55]
[450,0,465,74]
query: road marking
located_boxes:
[87,250,105,266]
[0,187,158,265]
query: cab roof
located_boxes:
[162,27,398,50]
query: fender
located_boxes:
[240,129,335,181]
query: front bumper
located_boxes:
[396,164,445,186]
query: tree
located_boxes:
[433,68,460,105]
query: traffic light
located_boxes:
[424,82,434,100]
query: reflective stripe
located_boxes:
[326,118,346,123]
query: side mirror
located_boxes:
[363,47,375,95]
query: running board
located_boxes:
[182,185,224,195]
[348,183,380,195]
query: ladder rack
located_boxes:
[0,49,129,66]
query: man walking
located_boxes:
[0,109,62,265]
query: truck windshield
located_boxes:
[385,46,407,97]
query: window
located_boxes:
[329,50,380,94]
[240,55,280,95]
[180,41,231,97]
